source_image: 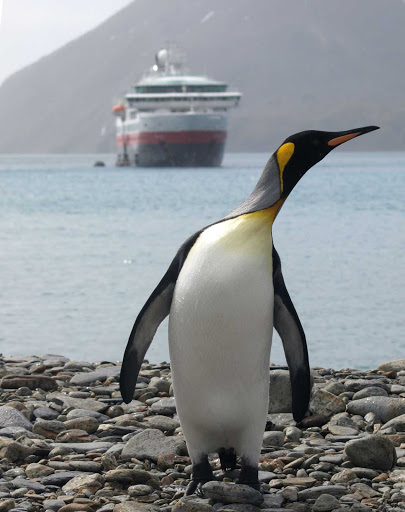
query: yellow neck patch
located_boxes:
[276,142,295,193]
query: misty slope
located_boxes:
[0,0,403,153]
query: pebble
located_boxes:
[202,481,263,505]
[0,354,404,511]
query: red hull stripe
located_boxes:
[117,130,227,146]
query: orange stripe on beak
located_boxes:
[327,132,361,147]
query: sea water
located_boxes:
[0,152,403,369]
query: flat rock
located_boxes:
[69,366,121,386]
[298,485,348,500]
[352,386,389,400]
[380,413,405,432]
[50,441,114,454]
[121,428,186,462]
[63,416,99,433]
[309,389,346,418]
[268,370,293,413]
[114,503,159,512]
[47,392,107,412]
[32,406,59,420]
[330,469,357,484]
[0,375,57,391]
[105,468,151,483]
[145,415,180,432]
[267,413,296,427]
[150,397,177,415]
[344,434,396,470]
[347,397,405,423]
[0,406,33,431]
[327,424,358,436]
[281,477,316,487]
[172,496,212,512]
[41,471,84,486]
[218,505,260,512]
[344,379,390,392]
[202,481,263,505]
[66,408,109,422]
[10,477,46,493]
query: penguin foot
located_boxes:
[186,456,214,495]
[238,463,260,491]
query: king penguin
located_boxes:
[120,125,379,493]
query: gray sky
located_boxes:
[0,0,133,85]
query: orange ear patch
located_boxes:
[277,142,295,193]
[328,132,361,147]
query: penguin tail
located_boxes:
[218,447,237,471]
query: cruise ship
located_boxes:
[113,47,241,167]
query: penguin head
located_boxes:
[276,126,379,197]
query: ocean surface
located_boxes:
[0,152,403,369]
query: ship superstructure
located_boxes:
[113,47,241,167]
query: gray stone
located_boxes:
[10,478,46,493]
[0,437,32,462]
[298,485,348,500]
[267,413,295,428]
[312,494,341,512]
[381,413,405,432]
[202,481,263,505]
[150,397,177,415]
[61,472,104,493]
[217,505,260,512]
[41,471,83,486]
[114,503,159,512]
[262,493,284,508]
[284,426,302,442]
[128,484,154,496]
[309,389,346,418]
[323,381,345,396]
[327,424,358,436]
[0,375,57,391]
[0,499,15,512]
[378,359,405,373]
[121,428,186,462]
[32,407,59,420]
[68,461,103,472]
[0,406,33,431]
[268,370,292,413]
[350,467,379,479]
[42,500,65,512]
[347,396,405,423]
[50,441,114,453]
[263,431,284,447]
[258,470,276,483]
[172,497,213,512]
[344,379,390,392]
[66,408,109,422]
[25,463,54,478]
[63,416,99,434]
[105,468,151,483]
[69,366,121,386]
[32,419,65,438]
[352,387,388,400]
[46,392,106,412]
[145,415,180,432]
[344,434,396,470]
[330,469,357,484]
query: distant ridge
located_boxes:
[0,0,403,153]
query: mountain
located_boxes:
[0,0,403,153]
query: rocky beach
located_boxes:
[0,355,404,512]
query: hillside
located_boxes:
[0,0,403,153]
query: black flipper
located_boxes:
[272,244,311,422]
[120,231,201,403]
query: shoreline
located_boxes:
[0,355,404,512]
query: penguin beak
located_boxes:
[327,126,380,147]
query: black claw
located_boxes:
[185,480,198,496]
